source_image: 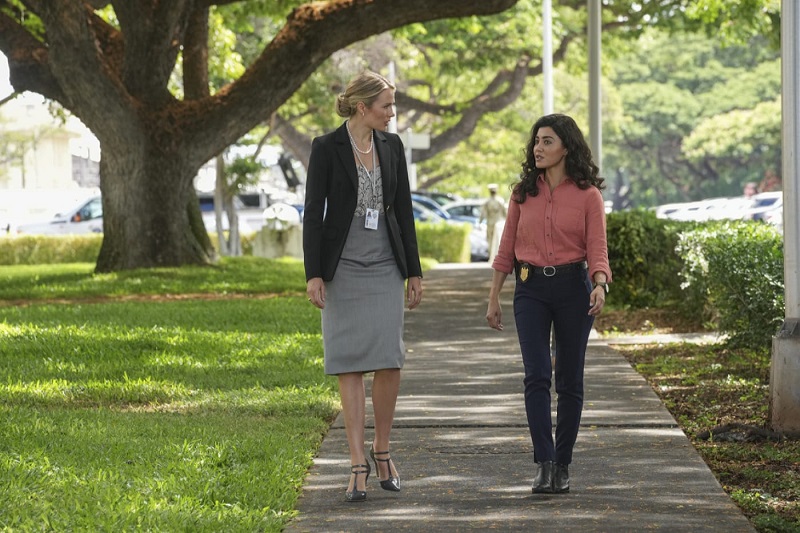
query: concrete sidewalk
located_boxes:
[285,264,754,532]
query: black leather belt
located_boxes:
[517,260,587,282]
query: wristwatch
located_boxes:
[593,281,609,294]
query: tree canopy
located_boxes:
[263,0,781,199]
[0,0,517,271]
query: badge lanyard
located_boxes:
[353,144,380,230]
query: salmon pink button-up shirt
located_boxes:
[492,175,612,283]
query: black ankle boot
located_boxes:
[532,461,555,494]
[553,463,570,493]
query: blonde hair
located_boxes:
[336,71,395,118]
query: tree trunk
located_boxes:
[214,154,230,257]
[95,141,211,272]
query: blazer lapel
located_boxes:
[334,123,359,191]
[375,130,395,203]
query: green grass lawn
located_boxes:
[0,258,339,532]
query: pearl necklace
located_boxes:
[346,120,374,154]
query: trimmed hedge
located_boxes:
[606,209,690,308]
[414,221,471,263]
[677,220,784,349]
[606,209,784,349]
[0,222,471,267]
[0,234,102,265]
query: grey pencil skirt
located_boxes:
[322,214,406,375]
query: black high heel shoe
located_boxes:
[370,444,401,492]
[345,463,371,503]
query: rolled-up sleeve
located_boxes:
[491,199,519,274]
[585,188,612,283]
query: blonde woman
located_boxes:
[303,71,423,502]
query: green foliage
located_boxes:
[414,221,471,263]
[686,0,781,48]
[225,156,266,194]
[605,30,781,207]
[0,1,45,40]
[0,259,337,531]
[209,231,257,256]
[682,98,781,178]
[588,211,787,350]
[606,209,689,308]
[677,221,784,349]
[750,511,800,532]
[0,233,260,267]
[0,235,102,265]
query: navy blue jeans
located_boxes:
[513,267,594,465]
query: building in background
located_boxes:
[0,92,100,191]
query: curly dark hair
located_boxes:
[512,114,604,203]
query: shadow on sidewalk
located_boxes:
[285,264,754,532]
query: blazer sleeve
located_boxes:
[303,136,329,281]
[393,136,423,278]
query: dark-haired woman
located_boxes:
[485,113,611,494]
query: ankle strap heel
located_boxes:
[344,463,370,502]
[370,444,401,492]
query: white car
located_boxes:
[16,196,104,235]
[746,191,782,223]
[440,199,486,224]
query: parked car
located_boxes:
[15,191,264,236]
[16,196,104,235]
[411,193,451,220]
[655,195,775,223]
[196,192,262,233]
[746,191,782,222]
[412,190,462,206]
[411,200,448,223]
[440,199,485,224]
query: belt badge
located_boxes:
[519,265,529,282]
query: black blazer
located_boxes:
[303,122,423,282]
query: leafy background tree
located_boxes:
[603,30,781,209]
[263,0,780,202]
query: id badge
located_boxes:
[365,208,379,230]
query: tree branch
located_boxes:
[273,114,313,168]
[0,10,64,101]
[32,2,136,138]
[113,0,191,103]
[183,5,210,101]
[414,54,531,162]
[185,0,518,162]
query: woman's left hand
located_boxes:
[588,286,605,316]
[407,276,423,310]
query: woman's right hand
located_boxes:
[307,277,325,309]
[486,299,503,331]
